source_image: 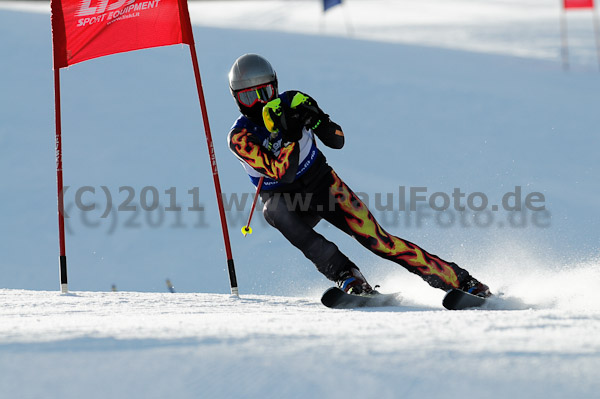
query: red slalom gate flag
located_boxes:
[563,0,594,9]
[51,0,194,69]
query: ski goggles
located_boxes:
[236,83,276,107]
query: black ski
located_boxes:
[443,289,487,310]
[321,287,401,309]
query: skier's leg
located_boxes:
[316,170,476,292]
[262,192,356,282]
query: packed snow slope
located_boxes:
[1,1,600,398]
[1,288,600,399]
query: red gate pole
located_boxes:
[54,68,69,294]
[187,43,239,297]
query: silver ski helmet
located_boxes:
[229,54,278,121]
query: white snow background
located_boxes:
[0,1,599,398]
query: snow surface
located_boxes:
[1,1,599,398]
[1,288,600,399]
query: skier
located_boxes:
[227,53,491,298]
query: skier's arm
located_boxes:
[312,119,344,149]
[228,128,299,183]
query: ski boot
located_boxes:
[459,276,492,298]
[336,266,375,296]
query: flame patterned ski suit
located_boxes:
[227,91,471,290]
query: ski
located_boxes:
[321,287,401,309]
[443,288,487,310]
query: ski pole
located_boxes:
[242,176,264,236]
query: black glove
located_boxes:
[289,92,329,135]
[262,98,304,142]
[262,93,332,142]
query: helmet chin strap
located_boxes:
[241,106,265,126]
